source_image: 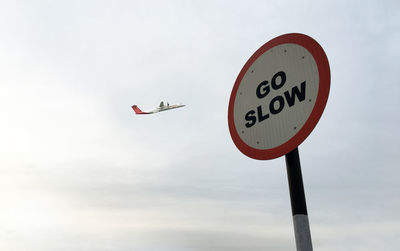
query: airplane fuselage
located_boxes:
[132,102,185,115]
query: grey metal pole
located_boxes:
[285,147,313,251]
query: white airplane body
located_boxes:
[132,101,185,114]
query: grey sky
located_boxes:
[1,0,399,250]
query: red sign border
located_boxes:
[228,33,330,160]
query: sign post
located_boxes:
[228,33,330,251]
[286,147,312,251]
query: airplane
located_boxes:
[132,101,185,114]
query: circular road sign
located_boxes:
[228,33,330,160]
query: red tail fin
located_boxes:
[131,105,148,114]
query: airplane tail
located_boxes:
[131,105,148,114]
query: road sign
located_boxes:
[228,33,330,160]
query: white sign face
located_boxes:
[228,33,330,160]
[233,43,318,150]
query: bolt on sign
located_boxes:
[228,33,330,160]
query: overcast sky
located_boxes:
[1,0,399,250]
